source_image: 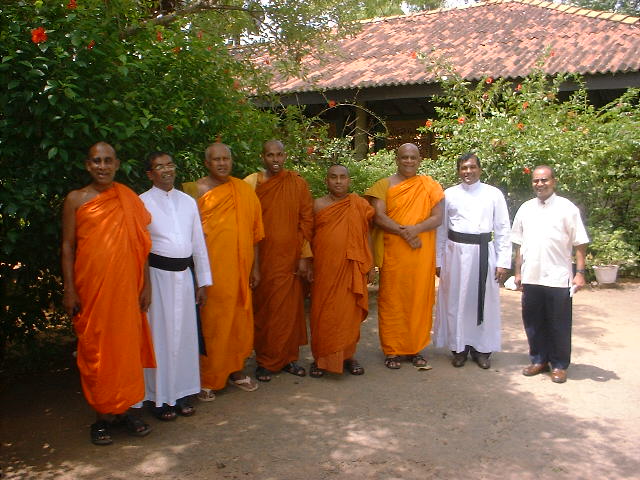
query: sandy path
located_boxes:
[2,282,639,479]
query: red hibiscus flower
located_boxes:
[523,167,530,174]
[306,146,315,155]
[207,46,212,51]
[517,122,524,130]
[172,46,181,54]
[156,31,163,42]
[457,117,466,124]
[328,100,337,108]
[166,125,174,132]
[425,120,433,128]
[31,27,47,44]
[87,40,96,50]
[66,0,77,9]
[485,77,493,84]
[516,84,522,91]
[522,101,529,110]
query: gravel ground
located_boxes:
[2,281,639,480]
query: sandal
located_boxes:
[255,366,273,382]
[384,356,402,369]
[309,362,325,378]
[281,362,306,377]
[228,375,259,392]
[90,420,113,446]
[124,414,152,437]
[151,404,177,421]
[410,354,433,371]
[197,388,216,402]
[344,358,365,375]
[175,397,196,416]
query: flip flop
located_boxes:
[151,404,177,421]
[255,366,273,382]
[410,354,433,371]
[175,397,196,416]
[228,375,259,392]
[197,388,216,402]
[90,420,113,446]
[281,362,306,377]
[124,414,152,437]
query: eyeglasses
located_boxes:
[532,178,551,184]
[151,163,177,171]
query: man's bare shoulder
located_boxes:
[64,186,97,211]
[314,195,332,213]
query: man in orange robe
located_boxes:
[183,143,264,399]
[244,140,313,382]
[309,165,374,377]
[365,143,444,370]
[61,142,155,445]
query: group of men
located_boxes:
[62,140,588,446]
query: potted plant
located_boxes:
[587,225,639,284]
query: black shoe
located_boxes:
[451,351,468,368]
[471,352,491,369]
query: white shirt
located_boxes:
[436,181,512,269]
[511,193,589,288]
[140,186,212,288]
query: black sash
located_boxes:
[448,230,493,326]
[147,253,207,355]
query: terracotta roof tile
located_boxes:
[267,0,640,94]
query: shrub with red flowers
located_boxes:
[417,67,639,277]
[30,26,47,43]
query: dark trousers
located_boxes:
[522,284,572,370]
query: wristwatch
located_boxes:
[575,269,586,274]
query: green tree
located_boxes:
[0,0,375,364]
[561,0,640,15]
[417,62,640,275]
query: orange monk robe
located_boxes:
[311,194,374,373]
[244,170,313,372]
[365,176,444,356]
[197,178,264,390]
[73,183,155,415]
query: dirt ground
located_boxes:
[2,281,639,480]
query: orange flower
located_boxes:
[517,122,524,130]
[485,77,493,84]
[522,101,529,110]
[523,167,530,174]
[166,125,174,132]
[87,40,95,50]
[410,51,417,59]
[516,84,522,91]
[457,117,465,124]
[306,146,315,155]
[172,46,181,54]
[31,27,47,44]
[328,100,337,108]
[156,31,163,42]
[425,120,433,128]
[66,0,77,9]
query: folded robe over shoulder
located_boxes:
[311,194,374,373]
[73,182,155,415]
[197,177,264,390]
[247,170,313,372]
[365,176,444,356]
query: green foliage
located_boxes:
[417,64,640,275]
[0,0,297,361]
[561,0,640,15]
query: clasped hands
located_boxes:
[398,224,422,249]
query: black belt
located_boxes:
[147,252,207,356]
[148,252,194,271]
[448,230,493,326]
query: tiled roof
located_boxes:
[269,0,640,94]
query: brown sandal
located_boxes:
[384,356,402,369]
[344,358,365,375]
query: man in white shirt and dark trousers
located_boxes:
[434,153,512,369]
[511,165,589,384]
[138,152,213,419]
